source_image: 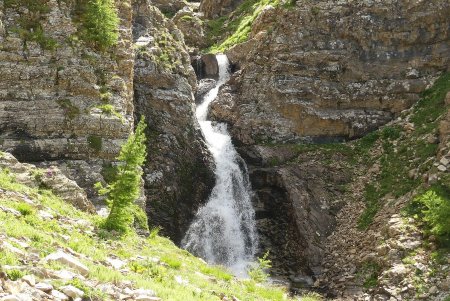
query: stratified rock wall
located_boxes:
[240,145,349,280]
[211,0,450,145]
[0,0,135,161]
[132,1,215,243]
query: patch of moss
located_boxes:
[57,99,80,120]
[95,104,124,122]
[87,135,102,152]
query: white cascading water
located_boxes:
[182,54,258,276]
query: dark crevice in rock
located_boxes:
[132,1,215,244]
[237,145,349,285]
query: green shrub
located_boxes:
[77,0,119,50]
[132,204,150,232]
[16,203,35,216]
[6,269,25,281]
[248,251,271,283]
[417,190,450,238]
[97,117,147,233]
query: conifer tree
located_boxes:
[98,116,147,233]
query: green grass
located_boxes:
[6,269,26,281]
[356,261,381,289]
[95,104,124,122]
[0,159,293,301]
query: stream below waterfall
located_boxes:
[182,54,258,276]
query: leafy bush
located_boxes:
[77,0,119,50]
[417,190,450,238]
[97,117,147,233]
[248,251,271,282]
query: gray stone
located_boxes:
[60,285,84,298]
[35,282,53,293]
[45,251,89,276]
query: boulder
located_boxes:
[45,251,89,276]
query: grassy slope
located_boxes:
[0,164,297,301]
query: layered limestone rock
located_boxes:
[0,0,135,161]
[0,0,216,240]
[239,145,349,281]
[211,0,450,145]
[132,1,215,243]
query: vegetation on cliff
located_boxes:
[205,0,281,53]
[75,0,120,50]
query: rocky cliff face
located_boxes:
[201,0,450,294]
[132,0,215,243]
[239,145,350,281]
[0,0,215,241]
[211,0,450,145]
[0,0,134,161]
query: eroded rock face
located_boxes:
[132,1,215,243]
[239,145,349,280]
[0,0,135,161]
[211,0,450,145]
[0,152,95,212]
[173,9,207,49]
[199,0,244,18]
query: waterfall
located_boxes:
[182,54,258,276]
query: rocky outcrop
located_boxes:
[210,0,450,145]
[239,145,350,282]
[152,0,188,17]
[173,8,207,50]
[132,1,215,243]
[192,54,219,80]
[0,152,94,212]
[0,0,135,161]
[199,0,243,18]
